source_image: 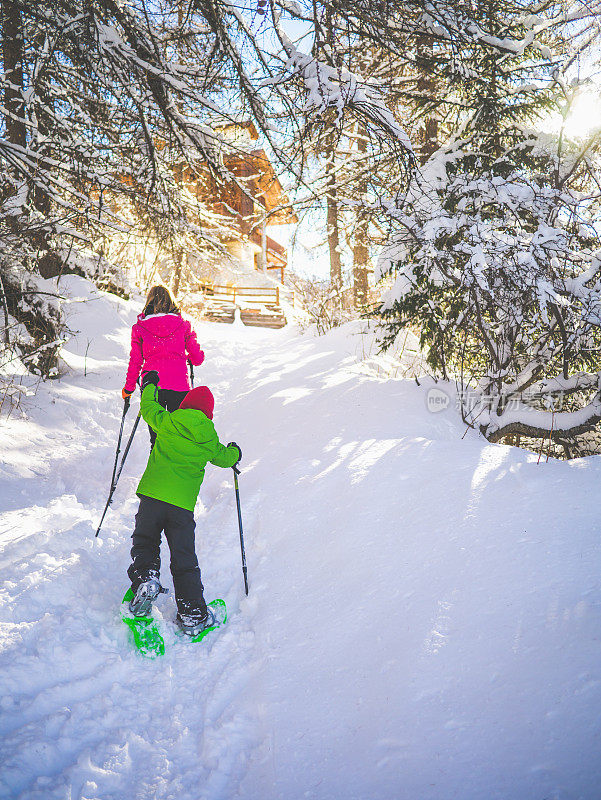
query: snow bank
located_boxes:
[0,276,600,799]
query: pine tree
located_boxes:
[376,0,601,453]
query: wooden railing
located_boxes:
[199,283,294,307]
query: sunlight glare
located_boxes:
[563,90,601,140]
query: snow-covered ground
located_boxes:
[1,276,600,800]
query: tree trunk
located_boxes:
[261,217,267,274]
[325,149,342,294]
[172,248,185,297]
[420,116,438,164]
[31,30,53,224]
[176,2,185,114]
[352,131,369,308]
[321,7,343,297]
[416,35,438,165]
[2,0,26,149]
[353,214,369,309]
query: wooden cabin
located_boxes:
[180,122,297,283]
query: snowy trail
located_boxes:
[1,276,601,800]
[0,279,270,800]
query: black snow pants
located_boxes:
[127,494,206,616]
[148,389,188,449]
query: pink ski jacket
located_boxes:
[124,313,204,392]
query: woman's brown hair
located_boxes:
[142,285,180,317]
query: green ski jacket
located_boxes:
[137,384,239,511]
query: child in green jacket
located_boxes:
[128,370,241,634]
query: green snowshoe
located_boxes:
[121,587,165,658]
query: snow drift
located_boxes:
[0,276,600,800]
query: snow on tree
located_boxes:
[0,0,422,374]
[376,0,601,455]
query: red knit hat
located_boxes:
[179,386,214,419]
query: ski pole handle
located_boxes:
[113,412,141,487]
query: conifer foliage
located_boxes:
[376,0,601,453]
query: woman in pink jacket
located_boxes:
[122,285,205,447]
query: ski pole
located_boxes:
[189,360,195,387]
[108,397,130,489]
[95,410,141,538]
[232,465,248,595]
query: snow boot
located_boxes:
[176,607,216,636]
[128,578,167,617]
